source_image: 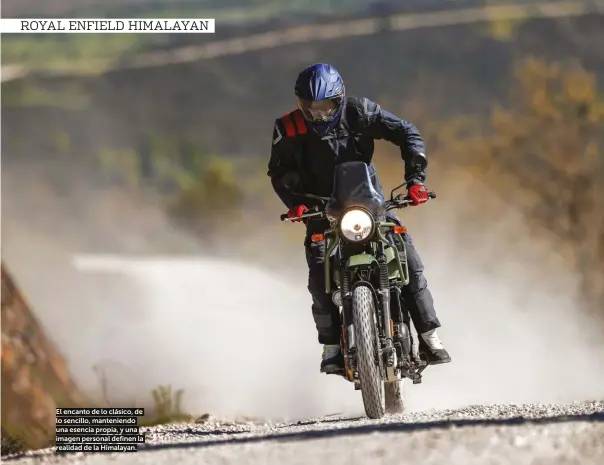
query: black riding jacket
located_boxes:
[267,96,427,210]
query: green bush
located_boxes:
[141,385,192,426]
[167,156,244,235]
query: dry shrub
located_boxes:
[167,157,244,239]
[430,57,604,315]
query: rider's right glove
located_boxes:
[287,205,309,223]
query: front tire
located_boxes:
[352,285,385,419]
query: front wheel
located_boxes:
[352,285,385,419]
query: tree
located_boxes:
[440,57,604,315]
[167,157,243,239]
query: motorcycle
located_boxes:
[280,160,435,419]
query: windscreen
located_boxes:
[326,161,385,216]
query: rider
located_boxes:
[267,63,451,374]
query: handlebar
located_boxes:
[279,210,323,222]
[280,192,436,222]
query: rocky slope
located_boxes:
[1,263,87,454]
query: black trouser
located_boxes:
[305,217,441,345]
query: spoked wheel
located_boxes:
[352,285,385,419]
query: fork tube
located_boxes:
[377,241,392,342]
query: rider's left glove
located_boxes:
[287,204,309,223]
[408,184,429,206]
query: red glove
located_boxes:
[287,205,309,223]
[408,184,428,206]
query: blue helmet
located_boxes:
[294,63,345,137]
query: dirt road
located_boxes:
[5,402,603,465]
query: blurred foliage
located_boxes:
[0,35,145,73]
[0,1,580,72]
[487,17,524,42]
[0,0,361,71]
[5,12,602,161]
[427,57,604,314]
[141,385,192,426]
[3,0,360,18]
[91,363,192,427]
[93,135,244,232]
[1,0,573,19]
[53,131,72,157]
[166,156,244,237]
[2,81,91,109]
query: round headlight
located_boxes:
[340,209,374,242]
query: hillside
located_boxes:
[1,263,88,454]
[3,12,603,161]
[2,1,564,72]
[0,0,532,19]
[2,7,602,315]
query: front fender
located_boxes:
[330,254,377,291]
[347,253,378,268]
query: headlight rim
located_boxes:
[339,207,375,243]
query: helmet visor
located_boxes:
[297,95,344,122]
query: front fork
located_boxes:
[340,250,401,382]
[376,226,411,381]
[340,259,356,382]
[324,226,412,382]
[376,240,395,374]
[318,229,355,379]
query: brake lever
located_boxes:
[389,191,436,210]
[280,210,324,222]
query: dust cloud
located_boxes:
[401,170,604,412]
[2,161,603,422]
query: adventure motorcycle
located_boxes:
[280,160,436,419]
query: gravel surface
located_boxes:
[5,402,603,465]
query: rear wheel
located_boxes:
[352,285,385,419]
[385,379,406,414]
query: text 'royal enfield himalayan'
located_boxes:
[280,160,436,419]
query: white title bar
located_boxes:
[0,18,216,33]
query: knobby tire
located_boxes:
[352,285,385,419]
